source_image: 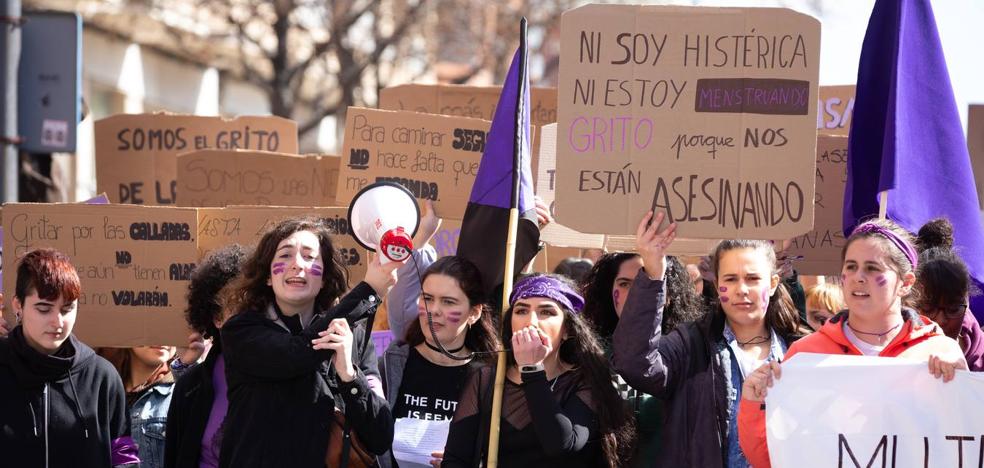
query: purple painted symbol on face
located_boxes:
[720,296,730,303]
[446,311,463,324]
[841,274,847,283]
[719,286,728,293]
[613,289,621,309]
[761,288,770,308]
[310,264,323,277]
[272,262,286,275]
[876,275,887,287]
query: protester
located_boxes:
[737,218,968,468]
[914,218,984,371]
[219,217,397,467]
[0,248,140,467]
[612,211,808,467]
[686,263,705,295]
[165,244,251,468]
[804,283,845,331]
[581,252,703,466]
[553,257,594,285]
[442,273,634,468]
[379,255,499,468]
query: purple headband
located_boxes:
[852,223,918,268]
[509,276,585,313]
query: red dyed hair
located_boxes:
[15,248,81,304]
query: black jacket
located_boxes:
[164,337,223,468]
[0,327,136,468]
[219,282,394,468]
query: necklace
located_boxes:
[424,340,465,355]
[736,335,770,347]
[847,320,902,340]
[549,375,560,392]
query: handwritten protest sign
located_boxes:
[817,85,855,136]
[96,114,298,205]
[766,353,984,468]
[968,105,984,209]
[176,150,339,207]
[2,204,198,346]
[557,5,820,239]
[429,218,462,257]
[783,135,847,275]
[196,206,367,288]
[337,108,490,220]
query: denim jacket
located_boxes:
[130,382,174,468]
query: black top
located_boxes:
[441,365,602,468]
[218,282,394,468]
[0,327,135,468]
[392,347,470,422]
[164,337,223,468]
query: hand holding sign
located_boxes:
[635,211,677,281]
[742,360,782,402]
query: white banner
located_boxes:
[766,353,984,468]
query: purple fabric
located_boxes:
[199,355,228,468]
[111,436,141,466]
[467,48,534,213]
[851,222,918,268]
[961,311,984,372]
[843,0,984,322]
[509,275,585,313]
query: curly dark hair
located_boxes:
[505,273,635,468]
[222,217,349,317]
[185,244,252,338]
[581,253,704,339]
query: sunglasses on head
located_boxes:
[928,303,968,320]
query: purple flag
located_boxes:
[457,40,540,299]
[844,0,984,320]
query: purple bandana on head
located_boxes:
[509,275,585,313]
[852,222,918,268]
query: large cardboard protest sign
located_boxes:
[2,204,198,347]
[379,84,558,127]
[96,114,298,206]
[196,206,367,288]
[766,353,984,467]
[817,85,855,136]
[557,5,820,239]
[968,105,984,210]
[337,108,490,220]
[430,218,463,257]
[783,135,847,275]
[176,150,339,207]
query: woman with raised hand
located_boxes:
[442,273,634,468]
[0,248,140,467]
[218,217,398,467]
[613,211,808,467]
[737,218,968,468]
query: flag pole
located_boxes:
[878,190,888,219]
[487,17,527,468]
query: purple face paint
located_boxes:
[446,311,463,324]
[841,274,847,283]
[272,262,286,275]
[310,264,323,277]
[761,289,770,308]
[876,275,887,287]
[718,286,728,293]
[720,296,730,303]
[612,289,621,310]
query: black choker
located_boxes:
[425,341,464,355]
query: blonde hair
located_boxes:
[806,283,845,314]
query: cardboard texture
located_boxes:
[556,5,820,239]
[176,150,339,207]
[379,84,557,186]
[95,113,298,206]
[783,135,848,275]
[196,206,368,289]
[969,105,984,210]
[817,85,855,136]
[337,108,490,220]
[429,218,463,257]
[2,203,199,347]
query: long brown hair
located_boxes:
[404,256,499,363]
[710,240,810,337]
[222,217,348,316]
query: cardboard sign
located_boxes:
[968,105,984,210]
[783,135,847,275]
[337,108,490,220]
[766,353,984,468]
[2,204,199,347]
[176,150,339,207]
[556,5,820,239]
[430,218,463,257]
[817,85,855,136]
[379,84,558,127]
[196,206,367,288]
[95,113,298,206]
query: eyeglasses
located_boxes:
[929,304,968,320]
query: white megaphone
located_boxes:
[348,181,421,264]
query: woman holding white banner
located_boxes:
[737,218,967,468]
[611,211,809,468]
